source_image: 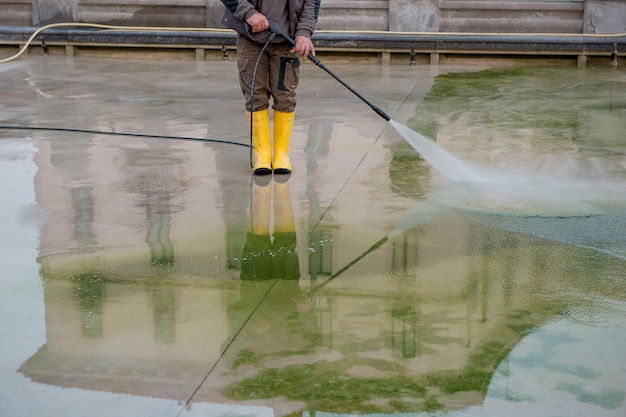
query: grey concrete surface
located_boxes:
[0,54,449,416]
[1,55,625,417]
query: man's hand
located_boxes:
[246,12,269,33]
[291,35,315,57]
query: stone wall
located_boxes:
[0,0,33,26]
[584,0,626,34]
[437,0,584,34]
[0,0,624,34]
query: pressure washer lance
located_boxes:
[267,20,391,122]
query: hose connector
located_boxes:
[268,20,290,45]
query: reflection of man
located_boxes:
[223,176,318,364]
[241,176,300,281]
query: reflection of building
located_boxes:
[21,119,624,415]
[34,128,232,277]
[28,130,241,399]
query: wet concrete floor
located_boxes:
[1,54,626,416]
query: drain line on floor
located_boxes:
[175,278,279,416]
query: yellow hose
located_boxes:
[1,21,624,65]
[0,22,232,64]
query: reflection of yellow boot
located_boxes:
[273,177,295,234]
[249,109,272,175]
[240,177,272,280]
[273,110,295,175]
[251,176,271,236]
[272,177,300,280]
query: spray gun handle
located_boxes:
[267,20,293,45]
[267,19,319,63]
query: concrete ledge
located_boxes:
[1,26,624,65]
[0,26,235,47]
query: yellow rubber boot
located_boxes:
[249,109,272,175]
[273,110,295,175]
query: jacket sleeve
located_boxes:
[294,0,320,38]
[221,0,258,21]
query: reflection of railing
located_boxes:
[308,227,335,277]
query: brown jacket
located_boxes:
[222,0,320,38]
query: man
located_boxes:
[221,0,320,175]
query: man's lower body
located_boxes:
[237,35,300,175]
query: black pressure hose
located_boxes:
[0,125,251,147]
[0,23,277,153]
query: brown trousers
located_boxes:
[237,34,300,113]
